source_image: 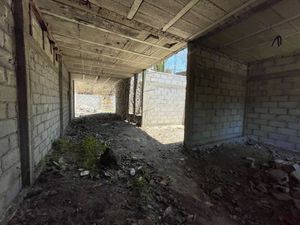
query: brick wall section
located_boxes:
[62,63,70,132]
[185,43,247,148]
[0,0,22,218]
[246,55,300,151]
[142,71,186,126]
[29,40,60,171]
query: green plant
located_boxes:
[155,61,165,72]
[134,176,146,188]
[53,138,75,152]
[79,136,108,172]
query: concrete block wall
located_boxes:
[185,43,247,148]
[246,55,300,151]
[142,71,186,126]
[28,40,60,171]
[0,0,22,218]
[0,0,70,219]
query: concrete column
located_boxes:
[13,0,33,186]
[184,42,196,149]
[59,56,63,136]
[115,79,130,119]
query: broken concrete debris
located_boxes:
[129,168,136,176]
[80,170,90,177]
[245,156,256,168]
[267,169,289,185]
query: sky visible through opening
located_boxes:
[165,48,187,74]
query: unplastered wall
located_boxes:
[28,39,60,172]
[185,43,247,148]
[246,55,300,151]
[142,71,186,126]
[0,0,22,218]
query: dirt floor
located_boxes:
[8,114,300,225]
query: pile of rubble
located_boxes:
[266,159,300,210]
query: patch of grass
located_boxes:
[52,136,109,173]
[53,138,75,152]
[133,176,147,188]
[79,136,108,172]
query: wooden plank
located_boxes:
[127,0,143,19]
[162,0,200,31]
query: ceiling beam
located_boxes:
[69,69,132,77]
[68,63,137,73]
[188,0,259,40]
[68,62,136,72]
[162,0,200,31]
[40,10,176,52]
[63,55,144,69]
[127,0,143,20]
[53,33,159,60]
[71,72,128,79]
[60,46,150,66]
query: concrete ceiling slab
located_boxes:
[196,0,300,62]
[34,0,293,77]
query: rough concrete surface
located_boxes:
[7,115,300,225]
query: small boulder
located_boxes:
[267,169,289,185]
[130,168,136,176]
[80,170,90,177]
[98,148,118,168]
[163,206,173,218]
[293,164,300,172]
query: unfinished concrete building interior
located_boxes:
[1,0,300,224]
